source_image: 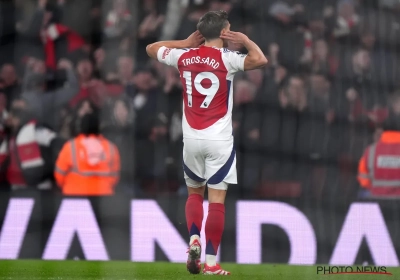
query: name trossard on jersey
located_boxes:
[157,46,247,140]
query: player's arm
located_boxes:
[220,31,268,71]
[146,31,204,59]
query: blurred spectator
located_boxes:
[337,48,377,122]
[94,48,121,82]
[16,0,87,71]
[131,67,166,193]
[267,43,280,67]
[156,65,183,139]
[307,10,328,39]
[388,92,400,119]
[260,75,309,195]
[58,0,102,46]
[380,0,400,9]
[175,0,209,41]
[116,55,135,93]
[152,64,185,194]
[245,69,264,96]
[376,91,400,127]
[104,0,134,53]
[1,0,400,200]
[44,21,87,71]
[331,0,360,43]
[233,79,261,194]
[267,0,308,70]
[209,0,232,13]
[159,0,184,41]
[22,58,79,130]
[306,74,345,197]
[69,57,94,105]
[58,104,72,139]
[161,0,232,43]
[68,57,108,107]
[258,43,288,104]
[93,48,107,78]
[0,79,9,142]
[136,0,166,66]
[0,96,8,142]
[359,28,376,52]
[131,68,159,107]
[92,54,135,101]
[359,25,397,91]
[0,98,65,191]
[0,87,7,117]
[77,58,95,87]
[102,97,135,194]
[0,64,21,109]
[308,73,334,117]
[55,111,120,196]
[302,39,339,78]
[278,75,308,111]
[61,98,99,139]
[233,79,260,147]
[0,0,17,66]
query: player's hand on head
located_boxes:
[186,31,204,48]
[220,31,249,45]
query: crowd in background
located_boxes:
[0,0,400,202]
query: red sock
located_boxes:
[205,203,225,255]
[185,194,204,238]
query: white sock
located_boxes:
[189,234,200,245]
[206,254,216,266]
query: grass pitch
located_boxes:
[0,260,398,280]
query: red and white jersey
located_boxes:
[157,46,247,140]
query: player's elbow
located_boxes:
[257,56,268,68]
[146,44,152,56]
[146,44,157,59]
[245,56,268,70]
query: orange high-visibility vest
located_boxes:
[358,131,400,197]
[55,134,120,196]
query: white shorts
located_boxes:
[182,137,237,190]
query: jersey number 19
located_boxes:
[183,71,220,109]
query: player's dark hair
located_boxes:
[197,10,229,41]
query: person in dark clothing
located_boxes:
[102,97,135,195]
[136,0,167,67]
[21,58,79,130]
[0,64,21,110]
[153,65,186,194]
[103,0,135,61]
[66,98,99,139]
[130,67,166,194]
[233,79,262,196]
[0,98,65,191]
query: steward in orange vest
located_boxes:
[55,112,120,196]
[358,121,400,198]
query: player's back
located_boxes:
[175,46,246,140]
